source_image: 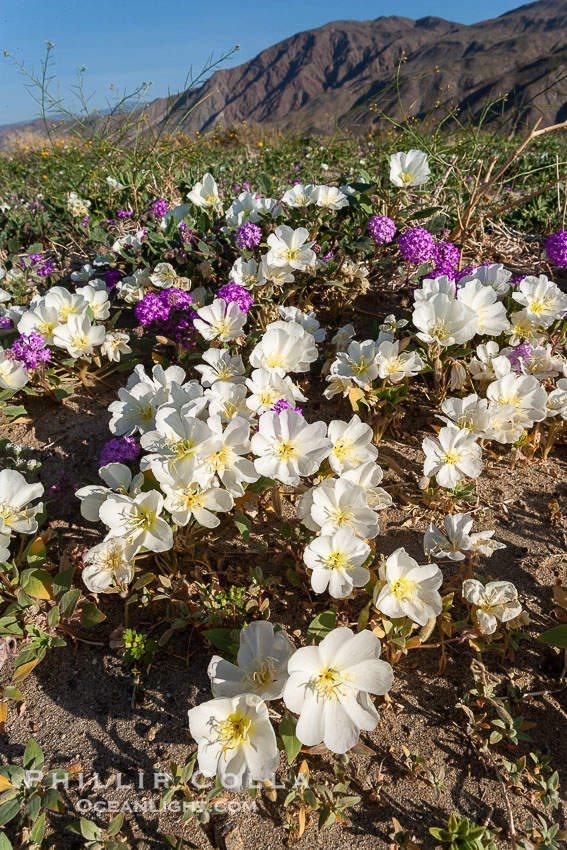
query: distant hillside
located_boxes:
[3,0,567,142]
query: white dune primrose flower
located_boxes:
[331,339,379,387]
[327,414,378,474]
[283,627,394,754]
[331,324,356,350]
[150,262,178,289]
[76,463,144,522]
[108,382,169,437]
[308,477,379,539]
[456,279,510,336]
[512,275,567,327]
[281,184,316,207]
[195,415,259,497]
[341,461,392,511]
[251,410,331,486]
[100,490,173,553]
[422,426,483,488]
[462,579,522,635]
[375,340,423,382]
[208,621,295,700]
[194,299,247,342]
[374,547,443,626]
[229,256,266,290]
[266,225,316,271]
[304,528,371,599]
[17,303,60,342]
[249,321,318,374]
[390,150,430,187]
[424,513,474,561]
[189,693,278,791]
[101,332,131,363]
[160,472,233,528]
[457,264,512,298]
[195,349,246,387]
[276,306,326,342]
[0,469,44,535]
[205,381,251,423]
[187,173,223,213]
[82,538,136,593]
[311,185,349,210]
[0,351,29,391]
[438,394,491,437]
[486,373,547,427]
[413,294,476,347]
[245,368,303,415]
[52,313,105,359]
[140,406,216,481]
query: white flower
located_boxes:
[193,299,247,342]
[282,184,316,207]
[456,279,510,336]
[390,150,430,187]
[304,528,370,598]
[82,538,135,593]
[424,513,474,561]
[108,382,169,436]
[518,344,565,380]
[512,275,567,327]
[330,339,379,387]
[249,321,318,374]
[229,257,266,290]
[380,314,409,335]
[438,394,491,437]
[469,342,510,382]
[0,532,10,562]
[77,285,110,321]
[17,303,59,343]
[44,286,88,323]
[266,225,316,271]
[311,185,349,210]
[205,381,251,423]
[259,255,295,286]
[150,262,178,289]
[115,277,145,304]
[188,694,278,791]
[67,191,91,218]
[422,426,483,488]
[308,478,379,539]
[341,461,392,511]
[225,191,279,227]
[160,473,233,528]
[140,407,215,480]
[196,415,259,496]
[507,309,547,346]
[374,547,443,625]
[52,313,105,358]
[187,173,223,213]
[375,340,423,382]
[467,530,506,557]
[276,306,326,342]
[208,621,295,700]
[245,368,302,415]
[282,627,394,754]
[195,349,246,387]
[101,332,132,362]
[100,490,173,553]
[106,176,125,190]
[462,579,522,635]
[413,294,476,347]
[547,378,567,419]
[71,263,96,283]
[331,324,356,350]
[327,414,378,474]
[0,469,44,535]
[457,264,512,298]
[76,463,144,522]
[251,410,331,486]
[0,351,28,391]
[486,373,547,428]
[323,374,355,400]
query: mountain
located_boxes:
[157,0,567,134]
[3,0,567,141]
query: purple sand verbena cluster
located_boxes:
[367,215,396,245]
[544,230,567,267]
[10,333,51,370]
[397,228,435,264]
[218,283,254,314]
[235,223,262,250]
[99,437,141,467]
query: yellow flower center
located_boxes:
[265,353,285,369]
[400,171,415,184]
[441,449,464,466]
[390,577,418,600]
[274,441,296,460]
[215,711,252,750]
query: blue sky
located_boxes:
[1,0,526,125]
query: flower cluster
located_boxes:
[367,215,396,245]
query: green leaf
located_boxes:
[30,811,46,845]
[539,624,567,649]
[318,806,336,829]
[279,716,302,764]
[53,568,76,595]
[23,738,44,771]
[80,817,101,840]
[202,628,239,656]
[20,569,53,600]
[41,788,64,813]
[80,602,106,629]
[47,606,60,628]
[246,476,276,494]
[306,610,336,645]
[59,589,80,619]
[107,812,125,836]
[233,513,251,543]
[0,797,20,827]
[0,828,13,849]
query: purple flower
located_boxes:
[105,269,121,290]
[81,216,90,228]
[217,283,254,313]
[544,230,567,267]
[506,342,532,374]
[367,215,396,245]
[20,253,55,277]
[433,241,460,273]
[152,198,168,219]
[271,398,303,416]
[9,333,51,370]
[235,222,262,250]
[454,265,476,284]
[135,292,171,326]
[99,436,141,467]
[116,209,134,219]
[397,228,435,264]
[0,317,12,330]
